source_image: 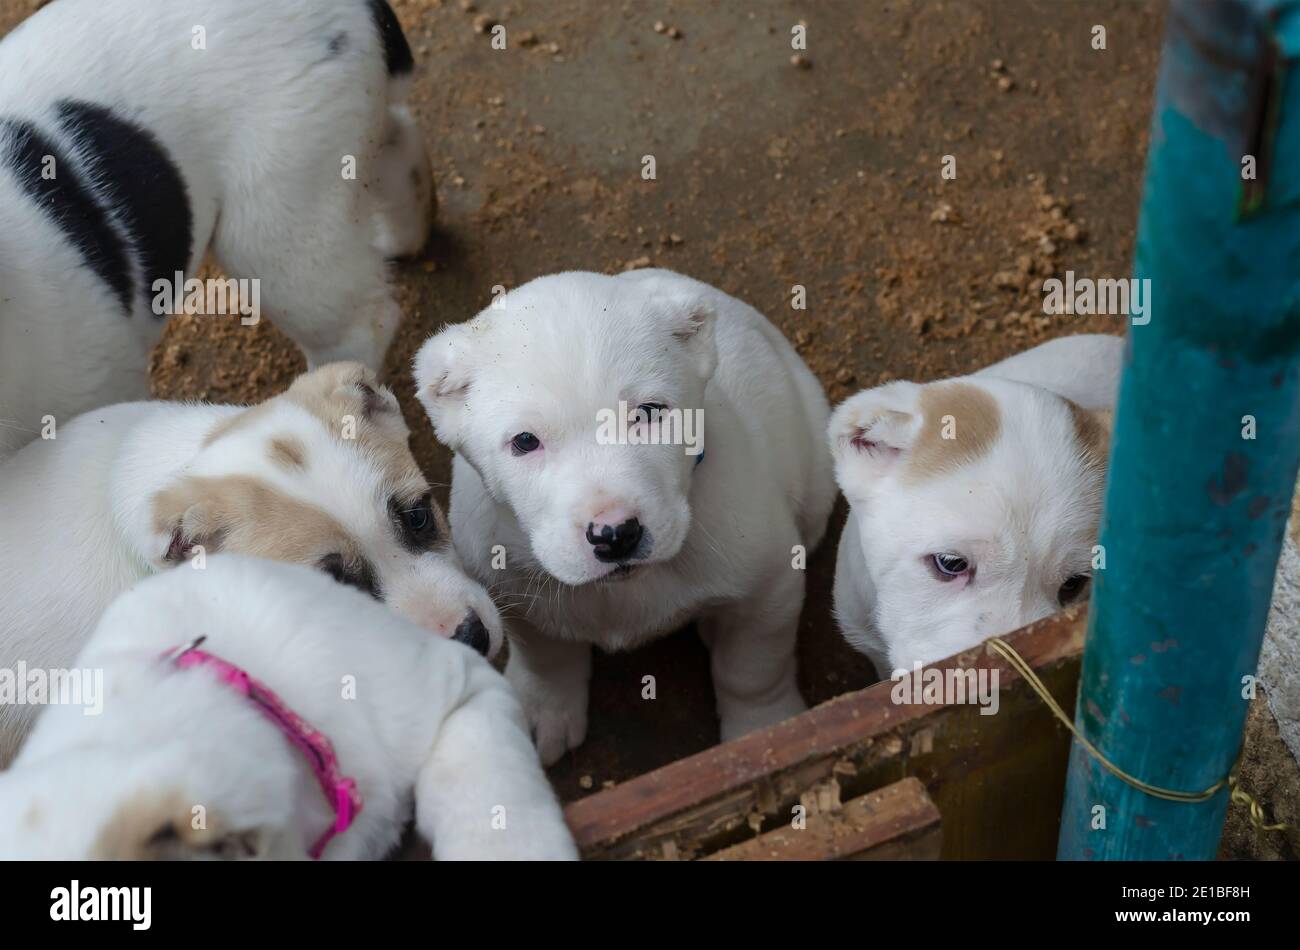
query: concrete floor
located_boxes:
[2,0,1296,856]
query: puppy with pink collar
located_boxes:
[0,556,576,860]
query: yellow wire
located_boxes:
[986,636,1295,834]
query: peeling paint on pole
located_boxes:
[1058,0,1300,860]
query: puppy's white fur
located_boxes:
[0,555,576,860]
[0,363,501,765]
[0,0,435,456]
[414,269,837,764]
[830,334,1123,674]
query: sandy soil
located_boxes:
[3,0,1295,857]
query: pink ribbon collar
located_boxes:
[163,637,363,859]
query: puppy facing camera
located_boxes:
[829,334,1122,676]
[413,269,838,764]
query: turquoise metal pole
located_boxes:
[1058,0,1300,860]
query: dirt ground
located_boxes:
[4,0,1296,858]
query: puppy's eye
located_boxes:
[931,553,970,579]
[1058,573,1091,606]
[391,492,438,550]
[635,403,668,424]
[400,494,434,533]
[510,432,541,456]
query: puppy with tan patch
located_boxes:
[0,555,575,860]
[829,334,1122,675]
[0,363,501,766]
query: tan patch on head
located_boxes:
[152,474,360,565]
[906,382,1002,482]
[92,790,255,860]
[1068,402,1112,468]
[201,363,430,502]
[268,436,307,470]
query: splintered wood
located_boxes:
[563,606,1087,860]
[707,778,940,861]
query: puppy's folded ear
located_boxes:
[147,480,226,568]
[659,296,718,381]
[413,324,475,447]
[285,362,401,422]
[827,381,924,499]
[1068,403,1114,466]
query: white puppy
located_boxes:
[0,555,576,860]
[0,363,501,765]
[0,0,435,456]
[829,334,1123,675]
[414,269,837,764]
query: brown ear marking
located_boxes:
[158,500,227,564]
[92,791,263,860]
[282,365,426,495]
[1068,402,1113,466]
[905,382,1002,482]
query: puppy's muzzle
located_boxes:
[452,610,491,656]
[586,518,643,563]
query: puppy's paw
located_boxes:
[441,804,578,861]
[507,665,588,766]
[718,692,808,743]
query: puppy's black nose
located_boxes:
[452,611,490,656]
[586,518,643,563]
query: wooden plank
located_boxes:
[704,777,941,861]
[562,604,1087,860]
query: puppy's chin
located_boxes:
[539,560,631,588]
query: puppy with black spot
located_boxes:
[0,555,576,860]
[414,269,837,764]
[0,0,436,456]
[0,363,500,766]
[829,334,1123,675]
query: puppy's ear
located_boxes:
[1068,403,1114,466]
[828,381,924,500]
[95,792,269,861]
[413,324,475,447]
[147,480,226,568]
[660,296,718,381]
[286,362,400,420]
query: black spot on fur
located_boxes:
[57,101,192,318]
[367,0,415,76]
[328,31,349,57]
[0,117,134,313]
